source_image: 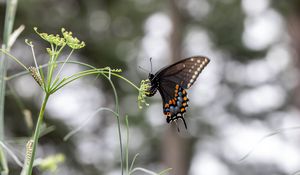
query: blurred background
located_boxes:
[1,0,300,174]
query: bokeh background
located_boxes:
[1,0,300,174]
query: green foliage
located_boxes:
[0,0,19,174]
[38,154,65,172]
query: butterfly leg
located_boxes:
[180,117,187,130]
[168,115,182,132]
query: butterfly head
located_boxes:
[148,73,155,81]
[145,73,158,97]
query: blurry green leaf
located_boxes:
[39,154,65,172]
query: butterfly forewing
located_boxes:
[156,56,210,89]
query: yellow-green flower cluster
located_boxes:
[34,27,65,46]
[102,67,122,73]
[34,27,85,50]
[62,28,85,49]
[138,79,151,109]
[47,48,61,58]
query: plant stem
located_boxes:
[26,93,50,175]
[0,49,28,70]
[3,0,18,45]
[109,72,140,90]
[6,61,140,92]
[0,151,8,174]
[103,74,123,175]
[0,0,19,173]
[125,116,129,175]
[53,49,74,82]
[63,107,119,141]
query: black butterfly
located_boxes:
[146,56,210,129]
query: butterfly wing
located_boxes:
[157,79,178,105]
[155,56,210,89]
[157,79,189,128]
[154,56,210,127]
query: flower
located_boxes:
[61,28,85,49]
[138,79,151,109]
[34,27,65,46]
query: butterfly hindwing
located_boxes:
[158,80,189,128]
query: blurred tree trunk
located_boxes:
[162,1,192,175]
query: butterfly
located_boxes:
[146,56,210,130]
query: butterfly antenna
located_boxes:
[150,57,153,73]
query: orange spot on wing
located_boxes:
[183,97,188,101]
[181,108,185,112]
[172,99,176,105]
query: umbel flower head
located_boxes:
[138,79,151,109]
[34,27,85,50]
[34,27,65,46]
[61,28,85,49]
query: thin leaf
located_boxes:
[64,108,119,141]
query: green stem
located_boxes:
[52,49,74,83]
[3,0,18,45]
[29,44,39,71]
[63,107,119,141]
[46,62,55,92]
[62,71,125,173]
[46,45,56,92]
[0,49,28,70]
[109,72,140,90]
[50,69,107,93]
[26,93,50,175]
[6,61,140,92]
[129,153,139,173]
[0,151,8,174]
[103,74,123,175]
[50,71,100,93]
[0,0,19,173]
[52,69,139,93]
[125,116,129,175]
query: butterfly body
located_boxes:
[146,73,159,97]
[146,56,210,129]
